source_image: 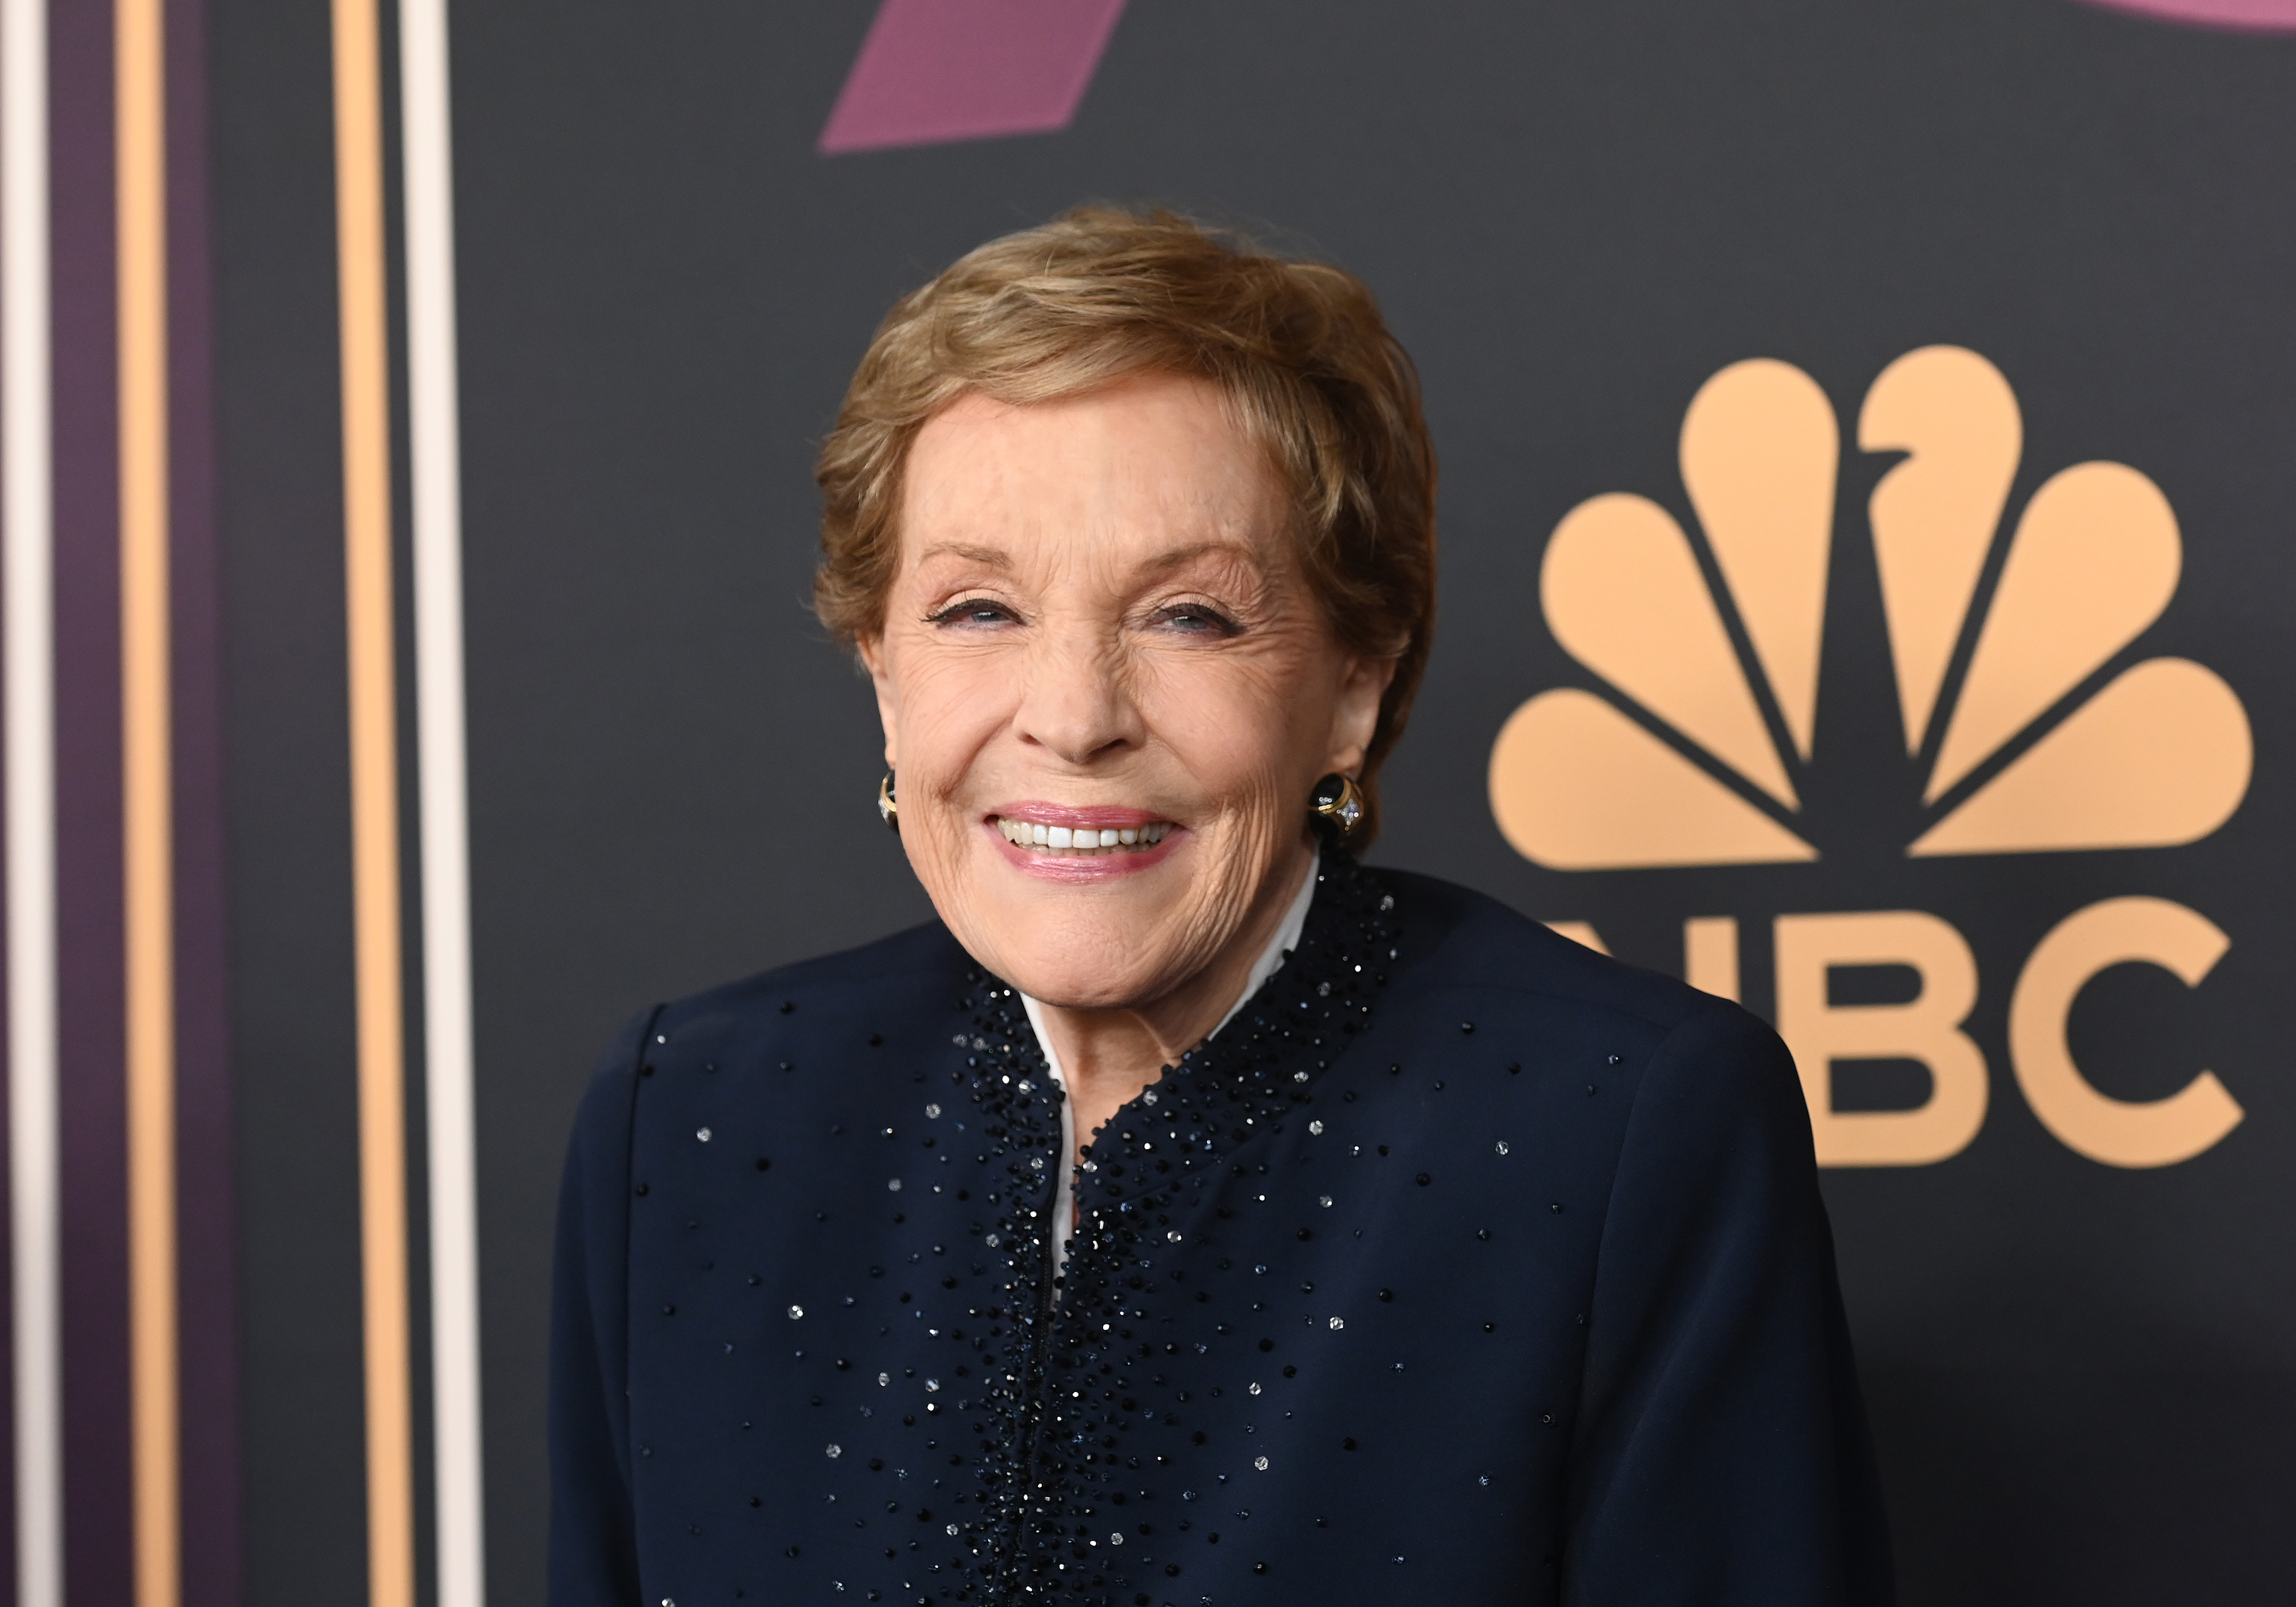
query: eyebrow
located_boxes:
[1135,540,1260,575]
[914,542,1011,568]
[912,539,1263,577]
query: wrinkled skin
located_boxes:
[859,374,1393,1159]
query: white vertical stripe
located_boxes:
[399,3,485,1604]
[1,1,61,1603]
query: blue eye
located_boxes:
[1155,604,1239,637]
[931,599,1016,627]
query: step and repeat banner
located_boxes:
[7,2,2292,1605]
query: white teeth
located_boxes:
[994,816,1171,855]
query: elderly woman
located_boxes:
[550,209,1891,1607]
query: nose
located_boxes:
[1012,621,1143,767]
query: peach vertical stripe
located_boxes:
[117,3,179,1605]
[331,3,415,1606]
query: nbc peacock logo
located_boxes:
[1489,347,2253,1171]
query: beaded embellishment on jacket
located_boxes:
[934,851,1399,1605]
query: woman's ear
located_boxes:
[857,634,901,770]
[1325,650,1399,776]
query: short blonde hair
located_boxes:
[814,206,1436,846]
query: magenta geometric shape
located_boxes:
[819,0,1130,155]
[2073,0,2296,27]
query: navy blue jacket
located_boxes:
[550,858,1892,1606]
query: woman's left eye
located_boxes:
[1151,603,1240,636]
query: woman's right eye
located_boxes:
[929,598,1018,627]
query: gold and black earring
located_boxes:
[878,771,899,834]
[1310,772,1365,840]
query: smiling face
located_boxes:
[861,373,1392,1019]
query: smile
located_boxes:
[992,815,1172,856]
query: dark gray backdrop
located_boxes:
[212,2,2296,1603]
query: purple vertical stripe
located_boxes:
[49,0,133,1601]
[818,0,1129,154]
[0,602,14,1603]
[0,983,11,1607]
[16,1,245,1598]
[2074,0,2296,28]
[166,1,241,1601]
[49,1,132,1601]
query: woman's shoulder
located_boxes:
[663,918,972,1032]
[1377,865,1730,1032]
[567,920,975,1137]
[1371,865,1800,1133]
